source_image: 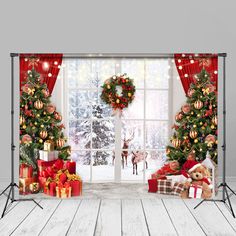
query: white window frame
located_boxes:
[62,58,173,183]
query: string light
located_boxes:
[54,61,58,65]
[48,73,52,77]
[182,54,186,57]
[24,58,28,62]
[190,60,194,64]
[214,70,218,74]
[178,66,183,70]
[184,73,188,78]
[43,62,49,70]
[178,59,182,63]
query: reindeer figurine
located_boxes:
[131,151,148,175]
[112,130,134,169]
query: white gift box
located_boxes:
[189,184,203,199]
[39,150,59,161]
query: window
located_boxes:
[61,58,172,182]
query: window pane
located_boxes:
[122,90,144,119]
[71,151,91,181]
[92,120,115,149]
[145,121,169,149]
[90,59,116,88]
[145,59,170,89]
[145,150,166,181]
[122,120,144,149]
[121,59,144,88]
[121,150,145,181]
[69,120,91,149]
[90,90,114,118]
[146,91,168,119]
[92,151,114,181]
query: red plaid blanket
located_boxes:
[157,180,172,194]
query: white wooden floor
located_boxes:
[0,185,236,236]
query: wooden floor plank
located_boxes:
[122,199,149,236]
[67,199,100,236]
[0,201,38,236]
[39,199,81,236]
[142,199,177,236]
[163,199,206,236]
[215,197,236,233]
[185,199,236,236]
[11,199,61,236]
[95,199,121,236]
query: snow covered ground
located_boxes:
[76,156,164,183]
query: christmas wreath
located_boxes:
[101,74,135,111]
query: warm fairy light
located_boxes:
[43,62,49,70]
[182,54,185,57]
[48,73,52,77]
[184,73,188,77]
[178,66,183,70]
[178,59,181,63]
[58,65,61,69]
[214,70,218,74]
[54,61,58,65]
[190,60,194,64]
[24,58,28,62]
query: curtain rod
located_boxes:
[10,53,227,58]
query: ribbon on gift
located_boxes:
[19,163,33,178]
[191,184,202,198]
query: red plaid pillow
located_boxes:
[157,180,172,194]
[172,182,185,196]
[148,179,157,193]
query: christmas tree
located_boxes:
[166,69,217,165]
[20,68,71,169]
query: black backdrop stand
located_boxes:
[194,53,236,218]
[0,53,42,219]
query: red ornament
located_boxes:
[46,104,56,114]
[40,130,48,139]
[172,138,181,148]
[175,112,183,122]
[189,130,198,139]
[21,134,32,144]
[42,89,50,98]
[56,138,65,148]
[182,104,191,114]
[187,88,195,97]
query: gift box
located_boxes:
[69,180,82,196]
[65,160,76,175]
[19,163,33,178]
[171,182,185,196]
[44,140,54,151]
[189,184,203,199]
[39,150,59,162]
[166,175,188,187]
[56,182,71,198]
[148,179,157,193]
[38,176,47,189]
[37,159,57,176]
[157,179,172,194]
[19,177,34,195]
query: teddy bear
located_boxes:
[181,163,213,199]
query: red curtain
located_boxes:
[20,54,63,94]
[174,53,218,94]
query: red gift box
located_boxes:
[19,163,33,178]
[49,182,57,196]
[65,160,76,175]
[37,159,57,176]
[148,179,157,193]
[70,180,82,196]
[38,176,47,189]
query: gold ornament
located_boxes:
[34,122,37,125]
[106,84,111,89]
[193,124,197,128]
[22,125,27,129]
[211,125,215,129]
[200,122,203,125]
[116,99,120,104]
[197,114,201,117]
[43,111,46,115]
[20,116,25,125]
[126,79,129,82]
[194,100,203,110]
[36,114,40,118]
[194,139,198,143]
[215,140,218,144]
[40,130,48,139]
[56,138,65,148]
[189,130,198,139]
[128,92,132,97]
[39,139,43,143]
[40,124,44,128]
[200,148,202,151]
[34,100,43,109]
[212,116,217,125]
[191,112,194,115]
[201,126,205,130]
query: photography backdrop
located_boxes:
[0,1,236,190]
[18,53,219,199]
